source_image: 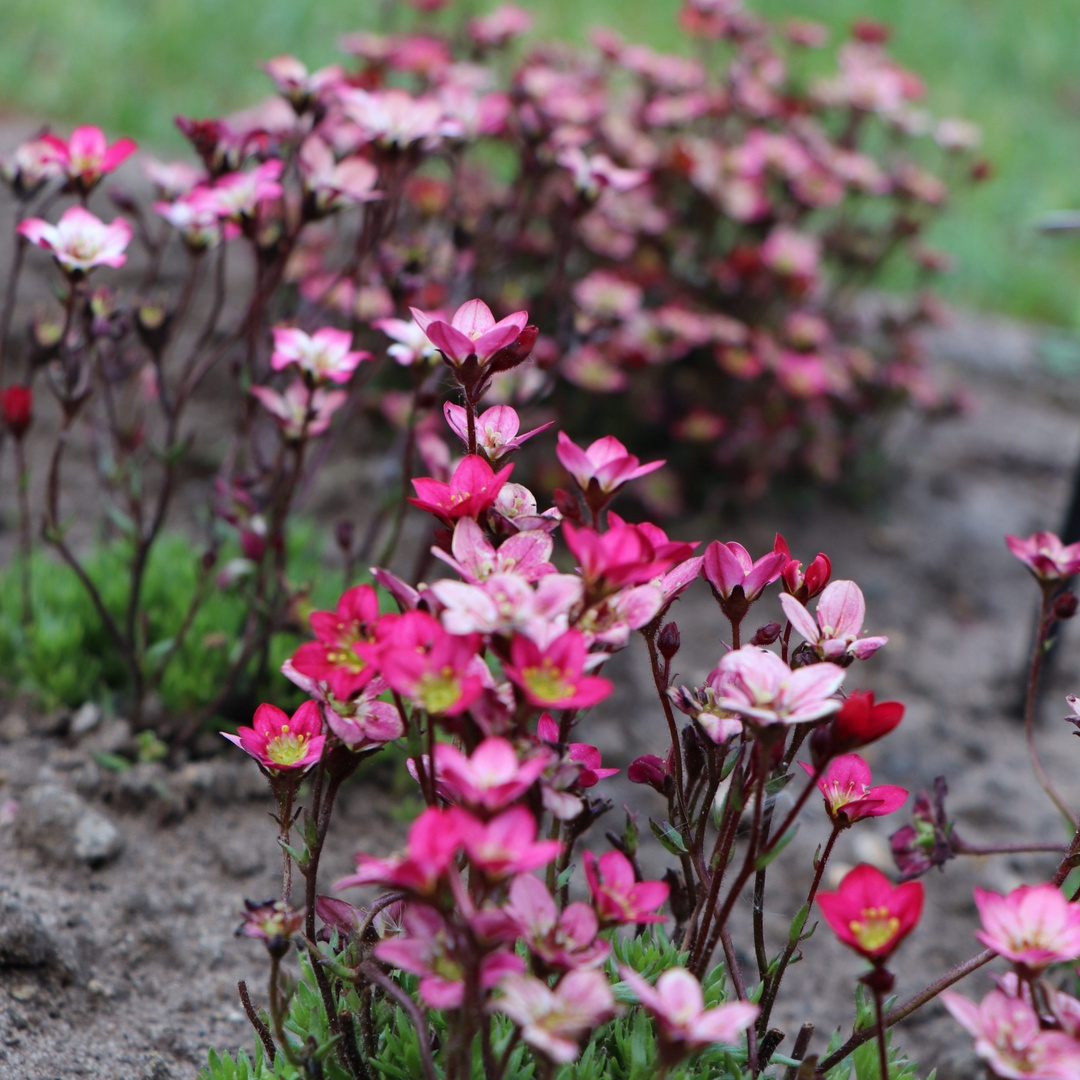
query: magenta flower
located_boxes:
[800,754,907,826]
[974,884,1080,971]
[18,206,132,276]
[498,874,609,970]
[715,646,845,726]
[409,454,514,522]
[505,630,614,710]
[324,679,403,750]
[444,403,552,461]
[238,899,304,947]
[618,967,758,1062]
[1006,532,1080,582]
[41,125,136,192]
[462,806,561,879]
[817,863,923,961]
[780,580,888,662]
[942,989,1080,1080]
[375,905,524,1009]
[222,700,326,773]
[564,519,697,591]
[701,540,786,604]
[336,805,469,898]
[196,160,284,221]
[411,298,528,367]
[584,850,668,926]
[556,432,663,495]
[374,611,484,716]
[271,326,371,385]
[431,737,554,813]
[536,713,618,788]
[433,517,555,584]
[290,584,381,701]
[493,970,618,1064]
[250,380,347,440]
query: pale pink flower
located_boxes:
[411,299,529,367]
[431,737,554,813]
[196,160,284,221]
[444,402,552,461]
[779,580,888,662]
[618,966,758,1060]
[493,970,617,1064]
[715,646,845,726]
[0,137,64,196]
[372,316,440,366]
[263,56,344,110]
[143,158,205,199]
[341,87,448,149]
[271,326,371,384]
[701,541,786,603]
[974,884,1080,971]
[556,432,663,495]
[943,989,1080,1080]
[584,850,668,926]
[760,225,820,280]
[324,678,404,750]
[298,137,381,214]
[800,753,907,826]
[250,380,347,439]
[432,517,555,584]
[468,4,534,48]
[154,192,235,249]
[556,147,649,199]
[41,125,136,192]
[1005,532,1080,582]
[462,806,562,879]
[18,206,132,275]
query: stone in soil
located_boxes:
[15,784,124,867]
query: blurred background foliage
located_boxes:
[1,0,1079,323]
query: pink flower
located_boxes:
[716,646,845,726]
[196,160,284,221]
[324,679,403,749]
[374,611,484,716]
[584,850,668,926]
[444,403,552,461]
[701,540,786,604]
[222,700,326,773]
[817,863,923,961]
[564,519,697,591]
[375,905,524,1009]
[410,298,529,367]
[774,533,831,600]
[462,806,562,879]
[780,580,888,662]
[264,56,343,110]
[498,874,609,970]
[505,631,614,710]
[18,206,132,276]
[271,326,371,384]
[943,989,1080,1080]
[372,316,439,367]
[341,87,448,149]
[290,584,381,701]
[556,432,663,495]
[154,192,234,249]
[336,805,469,898]
[468,4,535,48]
[0,137,64,196]
[431,737,554,813]
[493,970,617,1064]
[1006,532,1080,582]
[143,158,205,199]
[433,517,555,584]
[298,137,381,214]
[800,754,907,826]
[409,454,514,522]
[974,884,1080,971]
[250,380,347,440]
[41,125,136,192]
[760,225,820,281]
[238,899,304,946]
[618,967,758,1061]
[829,690,905,751]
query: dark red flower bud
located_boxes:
[627,754,672,795]
[851,18,891,44]
[658,621,681,660]
[0,385,33,438]
[750,621,782,646]
[335,519,355,556]
[1053,592,1078,620]
[552,488,584,524]
[831,690,904,751]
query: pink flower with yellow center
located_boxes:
[41,125,136,193]
[505,630,613,710]
[800,753,907,827]
[18,206,133,276]
[817,863,923,961]
[974,883,1080,972]
[222,700,325,773]
[409,454,514,522]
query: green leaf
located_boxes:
[788,902,810,945]
[93,751,132,773]
[649,817,688,855]
[755,825,799,870]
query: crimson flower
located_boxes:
[584,849,668,926]
[817,863,923,962]
[222,700,325,773]
[41,125,136,193]
[774,533,831,600]
[409,454,513,522]
[564,518,697,591]
[974,884,1080,972]
[1006,531,1080,582]
[411,298,528,367]
[800,754,907,827]
[830,690,904,751]
[18,206,132,276]
[505,631,614,710]
[0,386,33,438]
[290,584,381,701]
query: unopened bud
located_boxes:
[335,519,355,556]
[658,621,681,660]
[750,621,782,646]
[1054,592,1079,620]
[552,488,583,524]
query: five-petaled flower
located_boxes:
[715,646,845,727]
[1006,532,1080,583]
[505,630,614,710]
[409,454,514,522]
[41,125,137,193]
[18,206,133,276]
[817,863,923,962]
[411,298,529,367]
[271,326,372,384]
[290,584,381,701]
[780,579,888,663]
[973,883,1080,972]
[445,402,552,461]
[584,849,668,926]
[556,432,663,497]
[801,754,907,827]
[250,380,347,440]
[701,540,786,615]
[222,700,326,773]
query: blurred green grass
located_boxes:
[1,0,1079,324]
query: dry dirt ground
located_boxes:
[4,119,1080,1078]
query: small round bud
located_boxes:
[1054,592,1079,620]
[750,621,782,646]
[335,519,355,555]
[658,621,681,660]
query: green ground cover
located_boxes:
[1,0,1079,322]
